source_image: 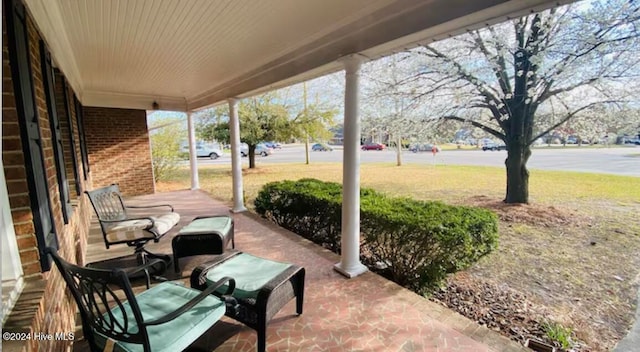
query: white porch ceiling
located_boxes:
[24,0,571,112]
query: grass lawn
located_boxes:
[158,162,640,351]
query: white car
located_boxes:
[182,142,223,159]
[240,143,272,157]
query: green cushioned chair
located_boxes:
[191,251,305,352]
[47,248,237,352]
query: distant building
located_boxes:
[329,124,344,145]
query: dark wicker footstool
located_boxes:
[190,251,305,352]
[172,215,234,272]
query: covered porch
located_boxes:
[78,189,526,351]
[1,1,576,350]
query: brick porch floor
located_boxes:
[79,189,528,352]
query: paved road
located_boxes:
[196,145,640,177]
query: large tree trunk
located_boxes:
[249,146,256,169]
[504,141,531,203]
[502,43,535,205]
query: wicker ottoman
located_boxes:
[190,251,305,352]
[172,215,234,272]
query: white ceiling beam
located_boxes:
[24,0,84,97]
[82,90,187,112]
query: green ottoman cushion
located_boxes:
[173,215,235,272]
[205,253,291,300]
[180,216,232,235]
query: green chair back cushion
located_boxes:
[205,253,291,300]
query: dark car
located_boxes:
[622,137,640,145]
[312,143,333,151]
[361,142,386,151]
[482,141,507,151]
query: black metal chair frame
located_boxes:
[47,248,237,352]
[85,184,177,263]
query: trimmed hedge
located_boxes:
[255,178,498,293]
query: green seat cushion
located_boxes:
[94,281,225,352]
[205,253,292,300]
[179,216,232,235]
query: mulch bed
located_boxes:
[430,272,587,351]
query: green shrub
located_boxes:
[255,179,347,251]
[255,178,498,292]
[360,196,498,293]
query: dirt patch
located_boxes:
[432,273,586,351]
[465,195,589,228]
[440,198,640,352]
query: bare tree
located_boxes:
[412,0,640,203]
[362,53,427,166]
[285,80,339,164]
[569,105,640,144]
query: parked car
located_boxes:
[410,143,439,153]
[240,143,272,157]
[622,137,640,145]
[312,143,333,151]
[264,141,282,149]
[361,142,386,151]
[565,136,589,144]
[482,141,507,151]
[182,142,223,159]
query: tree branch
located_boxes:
[541,77,601,100]
[529,100,620,145]
[472,29,512,95]
[441,115,505,140]
[419,46,503,105]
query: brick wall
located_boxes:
[2,4,92,351]
[83,107,155,196]
[3,2,155,349]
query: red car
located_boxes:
[361,142,386,151]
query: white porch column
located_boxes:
[187,112,199,190]
[334,54,368,278]
[229,98,247,213]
